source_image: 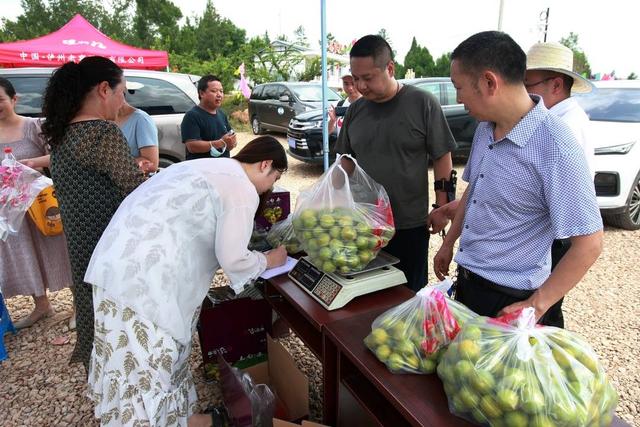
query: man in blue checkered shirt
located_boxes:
[433,31,603,327]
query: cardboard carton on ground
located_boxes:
[220,335,325,426]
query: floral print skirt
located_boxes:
[88,286,198,427]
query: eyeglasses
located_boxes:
[524,77,556,89]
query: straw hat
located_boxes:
[339,68,353,80]
[526,42,593,93]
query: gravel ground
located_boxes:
[1,132,638,426]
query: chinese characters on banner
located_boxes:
[17,51,145,65]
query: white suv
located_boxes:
[576,80,640,230]
[0,67,200,168]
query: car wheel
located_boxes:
[251,116,263,135]
[603,170,640,230]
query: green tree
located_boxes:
[394,61,405,79]
[403,37,435,77]
[559,32,591,77]
[627,72,637,80]
[132,0,182,49]
[1,0,131,43]
[433,52,452,77]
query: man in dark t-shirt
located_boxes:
[181,75,236,160]
[334,35,456,292]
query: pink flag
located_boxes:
[238,62,251,99]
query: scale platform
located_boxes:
[288,251,407,311]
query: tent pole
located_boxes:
[321,0,329,172]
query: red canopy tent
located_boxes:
[0,14,168,70]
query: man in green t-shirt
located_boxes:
[334,35,456,292]
[181,75,237,160]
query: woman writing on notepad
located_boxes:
[83,135,287,427]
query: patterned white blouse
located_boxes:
[84,158,267,344]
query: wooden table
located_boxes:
[323,307,472,426]
[263,274,414,425]
[323,308,632,427]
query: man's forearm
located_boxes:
[531,231,603,313]
[185,139,224,154]
[442,187,468,247]
[433,153,453,206]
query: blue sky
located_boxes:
[4,0,640,76]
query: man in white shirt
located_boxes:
[524,42,597,327]
[525,42,595,178]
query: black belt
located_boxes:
[457,266,533,299]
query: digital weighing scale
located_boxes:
[288,251,407,310]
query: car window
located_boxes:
[291,85,340,102]
[263,85,278,100]
[6,76,49,117]
[125,77,195,115]
[414,82,441,102]
[251,85,264,100]
[443,82,458,106]
[575,88,640,122]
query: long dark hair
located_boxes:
[41,56,123,147]
[233,136,288,216]
[0,77,17,98]
[233,136,287,173]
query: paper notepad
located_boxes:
[260,256,298,279]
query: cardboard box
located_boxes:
[220,335,312,426]
[255,188,291,232]
[197,289,272,380]
[273,420,328,427]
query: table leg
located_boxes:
[322,332,338,426]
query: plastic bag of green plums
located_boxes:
[291,154,394,274]
[364,279,477,374]
[437,307,618,427]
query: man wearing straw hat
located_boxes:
[433,31,602,327]
[525,42,595,179]
[525,43,597,327]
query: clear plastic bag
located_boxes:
[437,308,618,427]
[291,154,394,274]
[0,150,52,241]
[266,216,302,255]
[233,368,275,427]
[364,278,477,374]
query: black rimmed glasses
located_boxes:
[524,76,556,89]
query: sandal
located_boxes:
[13,307,55,329]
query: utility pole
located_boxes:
[540,8,550,42]
[497,0,505,31]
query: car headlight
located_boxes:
[594,141,636,155]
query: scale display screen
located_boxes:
[288,258,321,292]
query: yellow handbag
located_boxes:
[27,186,63,236]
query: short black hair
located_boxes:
[452,31,526,85]
[197,75,222,98]
[350,35,394,69]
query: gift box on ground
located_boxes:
[197,287,272,380]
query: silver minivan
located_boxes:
[0,67,200,168]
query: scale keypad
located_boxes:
[313,276,342,306]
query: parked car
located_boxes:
[286,77,478,164]
[575,80,640,230]
[0,67,200,168]
[249,82,341,135]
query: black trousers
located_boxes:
[384,225,429,293]
[454,266,564,328]
[547,238,572,328]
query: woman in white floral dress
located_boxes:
[84,136,288,427]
